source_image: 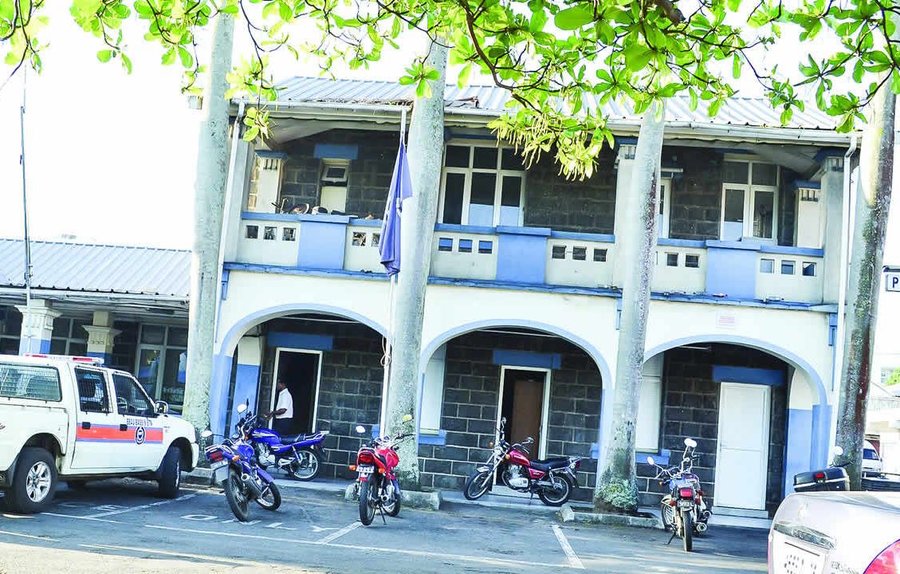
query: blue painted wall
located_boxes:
[297,221,348,270]
[496,227,550,284]
[706,242,758,299]
[784,408,813,495]
[492,349,561,369]
[232,364,261,422]
[712,365,785,386]
[266,332,334,351]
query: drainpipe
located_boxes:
[827,135,858,460]
[213,101,246,343]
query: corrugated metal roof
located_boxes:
[0,239,190,298]
[273,77,839,131]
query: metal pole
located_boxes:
[19,69,34,353]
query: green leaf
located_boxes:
[178,46,193,68]
[162,48,176,66]
[279,1,292,22]
[554,5,594,31]
[398,75,415,86]
[457,62,472,88]
[97,49,113,63]
[732,54,741,79]
[121,52,133,74]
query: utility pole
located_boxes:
[182,14,235,431]
[384,40,448,489]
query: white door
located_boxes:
[715,383,770,510]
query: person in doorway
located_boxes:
[267,380,294,435]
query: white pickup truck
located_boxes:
[0,354,199,513]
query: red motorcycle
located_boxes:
[463,417,583,506]
[350,423,412,526]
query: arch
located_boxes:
[421,318,612,386]
[644,334,827,405]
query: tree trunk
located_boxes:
[384,41,448,489]
[182,14,234,432]
[594,101,665,513]
[835,84,895,489]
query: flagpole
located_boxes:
[20,68,35,354]
[379,106,408,434]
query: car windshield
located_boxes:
[863,449,879,460]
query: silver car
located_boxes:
[768,492,900,574]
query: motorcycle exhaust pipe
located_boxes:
[240,473,264,498]
[696,521,708,533]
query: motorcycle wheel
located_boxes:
[290,449,321,481]
[463,470,493,500]
[681,509,693,552]
[255,481,282,511]
[358,480,376,526]
[224,468,251,522]
[660,501,675,530]
[385,489,401,517]
[538,474,573,507]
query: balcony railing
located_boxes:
[233,212,827,305]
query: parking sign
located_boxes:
[886,266,900,292]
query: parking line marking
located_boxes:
[78,544,275,569]
[84,493,197,518]
[552,524,585,570]
[0,530,59,542]
[315,521,361,544]
[144,524,578,569]
[42,513,122,524]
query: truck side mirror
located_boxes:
[156,401,169,415]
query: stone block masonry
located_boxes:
[417,330,603,500]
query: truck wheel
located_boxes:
[157,446,181,499]
[7,448,58,514]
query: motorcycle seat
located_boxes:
[280,433,311,445]
[529,457,571,472]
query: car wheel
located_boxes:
[7,448,58,514]
[157,446,181,499]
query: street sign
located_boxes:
[886,266,900,292]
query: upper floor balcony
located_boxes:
[222,82,851,311]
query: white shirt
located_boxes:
[275,387,293,419]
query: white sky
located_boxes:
[0,5,897,356]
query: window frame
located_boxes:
[438,142,526,227]
[719,159,780,241]
[112,372,157,417]
[74,367,111,414]
[133,324,187,413]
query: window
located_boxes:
[721,160,779,241]
[781,260,795,275]
[246,225,259,239]
[135,325,187,413]
[666,253,679,267]
[685,254,700,268]
[593,248,608,262]
[478,240,494,254]
[760,258,775,274]
[573,247,587,261]
[459,239,473,253]
[0,363,61,401]
[439,144,525,226]
[636,354,663,451]
[282,228,296,242]
[0,308,22,355]
[658,180,672,238]
[264,226,276,240]
[50,317,89,356]
[438,237,453,252]
[113,373,154,416]
[552,245,567,259]
[319,159,349,213]
[802,262,817,277]
[420,345,447,433]
[75,368,110,413]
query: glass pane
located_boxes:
[0,309,21,336]
[445,146,469,168]
[501,176,522,207]
[168,327,188,347]
[69,342,87,356]
[442,173,465,224]
[0,363,61,401]
[52,318,71,338]
[753,191,775,238]
[473,147,498,169]
[752,163,778,186]
[50,339,67,354]
[722,188,745,240]
[162,349,186,408]
[141,325,165,345]
[781,260,795,275]
[75,369,109,412]
[113,373,154,416]
[136,349,162,399]
[501,148,525,170]
[470,173,497,205]
[723,161,749,184]
[760,258,774,273]
[71,319,89,341]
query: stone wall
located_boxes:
[257,316,385,479]
[418,330,603,500]
[636,344,788,514]
[664,147,724,241]
[523,150,618,234]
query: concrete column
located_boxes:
[222,139,253,263]
[612,140,637,289]
[83,311,120,364]
[231,335,263,426]
[820,155,845,304]
[15,300,61,355]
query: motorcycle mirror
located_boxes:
[500,417,507,426]
[646,456,655,466]
[355,425,366,434]
[200,430,213,438]
[832,445,844,457]
[237,403,248,414]
[402,414,413,423]
[684,438,697,448]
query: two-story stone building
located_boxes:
[209,78,853,515]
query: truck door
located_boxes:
[111,373,165,470]
[70,367,130,472]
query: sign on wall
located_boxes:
[886,266,900,292]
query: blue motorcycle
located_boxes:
[247,415,329,481]
[202,404,282,522]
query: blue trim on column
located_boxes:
[785,408,814,495]
[550,230,616,243]
[759,245,825,257]
[657,238,706,248]
[434,223,496,235]
[267,332,334,351]
[39,339,51,354]
[712,365,785,386]
[297,220,348,270]
[496,226,551,237]
[210,352,235,436]
[828,313,838,346]
[313,143,358,160]
[706,244,758,299]
[492,350,561,369]
[86,351,110,363]
[496,230,548,284]
[221,269,230,301]
[232,364,261,423]
[811,404,831,468]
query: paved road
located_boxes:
[0,480,767,573]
